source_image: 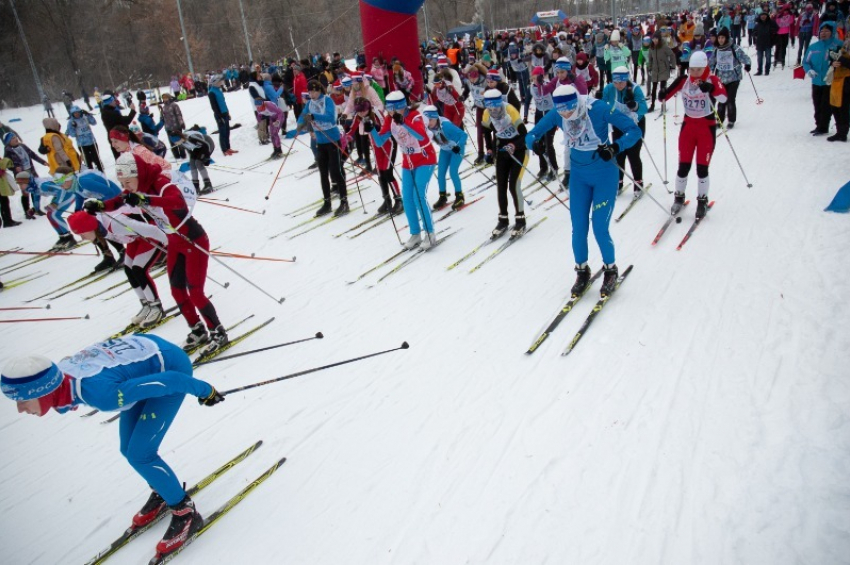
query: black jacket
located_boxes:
[754,16,778,50]
[101,104,136,133]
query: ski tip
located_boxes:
[401,341,410,349]
[315,331,324,339]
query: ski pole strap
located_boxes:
[219,342,410,396]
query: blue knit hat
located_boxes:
[2,132,15,145]
[1,356,62,401]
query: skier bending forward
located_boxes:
[1,334,224,558]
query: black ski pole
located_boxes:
[195,332,324,366]
[220,341,410,396]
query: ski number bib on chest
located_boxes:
[471,84,486,108]
[391,118,426,156]
[58,335,164,379]
[682,81,712,118]
[610,49,628,66]
[561,103,603,151]
[309,98,336,132]
[435,87,457,106]
[715,50,735,73]
[532,86,554,112]
[491,112,519,140]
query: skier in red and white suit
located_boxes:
[659,50,727,219]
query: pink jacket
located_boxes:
[370,64,387,89]
[776,12,794,35]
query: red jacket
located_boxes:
[293,73,308,103]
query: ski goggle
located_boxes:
[612,72,630,83]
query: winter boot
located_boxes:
[334,198,350,217]
[571,264,592,296]
[420,231,437,250]
[140,300,164,328]
[93,254,117,273]
[510,213,527,238]
[377,197,391,215]
[391,197,404,215]
[57,234,77,250]
[155,496,204,558]
[827,133,848,142]
[727,122,735,129]
[131,301,152,326]
[132,490,166,529]
[2,218,21,227]
[600,264,619,297]
[25,209,36,220]
[473,154,485,166]
[451,191,466,210]
[270,147,283,159]
[695,195,709,219]
[314,199,332,217]
[403,232,422,250]
[200,179,213,195]
[432,192,449,211]
[182,322,209,351]
[491,214,510,239]
[671,191,686,214]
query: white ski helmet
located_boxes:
[421,105,440,120]
[689,50,708,68]
[610,30,621,42]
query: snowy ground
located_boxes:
[1,59,849,565]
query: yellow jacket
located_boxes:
[41,131,80,174]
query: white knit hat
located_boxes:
[115,152,138,179]
[1,355,62,401]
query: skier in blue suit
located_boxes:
[525,84,642,297]
[1,334,224,558]
[421,104,468,211]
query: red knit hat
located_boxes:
[67,211,99,235]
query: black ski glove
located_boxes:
[744,64,752,73]
[123,192,147,206]
[83,198,104,214]
[363,119,374,133]
[198,386,225,407]
[532,140,545,156]
[699,81,715,94]
[451,145,461,154]
[392,113,405,125]
[596,142,619,161]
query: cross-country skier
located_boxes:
[602,66,648,195]
[350,98,403,215]
[370,91,438,249]
[525,85,642,297]
[1,336,224,559]
[421,104,467,211]
[659,50,728,219]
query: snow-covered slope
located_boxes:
[1,65,848,565]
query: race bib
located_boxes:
[716,50,735,72]
[58,336,163,379]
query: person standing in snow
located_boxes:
[208,75,236,156]
[710,27,752,129]
[602,66,648,196]
[42,93,55,118]
[525,85,641,297]
[421,104,467,212]
[1,337,223,560]
[100,92,137,159]
[160,93,186,160]
[659,51,728,220]
[804,22,844,137]
[370,91,438,249]
[350,98,403,215]
[65,105,104,172]
[4,132,47,216]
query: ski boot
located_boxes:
[432,192,449,211]
[695,195,709,219]
[561,171,571,193]
[155,495,204,558]
[421,232,437,250]
[2,218,21,227]
[473,154,485,166]
[491,214,510,240]
[727,122,735,129]
[571,264,592,296]
[633,181,645,199]
[132,490,166,529]
[600,264,619,297]
[140,300,164,328]
[182,322,209,351]
[131,301,152,326]
[270,147,283,159]
[314,199,332,217]
[200,179,213,195]
[93,254,117,273]
[192,180,200,194]
[334,198,350,217]
[510,213,527,239]
[391,197,404,215]
[33,209,46,216]
[202,325,229,354]
[308,162,318,170]
[671,191,685,215]
[403,233,422,250]
[56,234,77,250]
[377,197,391,215]
[451,192,465,211]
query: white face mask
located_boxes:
[488,105,505,119]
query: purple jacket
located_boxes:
[542,74,588,96]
